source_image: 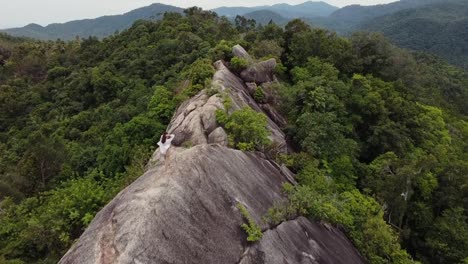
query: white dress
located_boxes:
[157,134,175,155]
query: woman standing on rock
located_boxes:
[157,132,175,163]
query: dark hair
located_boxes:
[161,132,168,144]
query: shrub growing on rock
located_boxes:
[253,87,266,103]
[230,56,249,72]
[216,107,270,151]
[237,203,263,242]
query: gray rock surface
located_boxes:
[208,127,228,146]
[241,58,277,84]
[166,91,224,147]
[239,217,364,264]
[233,44,254,63]
[59,47,365,264]
[213,60,288,153]
[60,145,364,264]
[60,145,290,264]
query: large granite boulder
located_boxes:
[240,58,277,84]
[233,44,253,63]
[59,46,365,264]
[166,91,224,147]
[208,127,228,146]
[240,217,365,264]
[60,145,364,264]
[232,45,276,84]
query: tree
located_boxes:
[234,15,256,32]
[426,207,468,264]
[216,107,270,151]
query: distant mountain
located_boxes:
[299,0,468,69]
[359,1,468,69]
[243,10,289,26]
[212,1,338,19]
[308,0,448,34]
[1,3,183,40]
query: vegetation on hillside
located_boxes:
[359,1,468,70]
[0,9,237,263]
[0,9,466,264]
[277,19,467,264]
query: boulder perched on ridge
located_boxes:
[240,58,277,84]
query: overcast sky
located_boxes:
[0,0,396,29]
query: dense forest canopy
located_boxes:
[358,0,468,70]
[3,0,467,70]
[0,7,467,264]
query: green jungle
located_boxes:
[0,8,466,264]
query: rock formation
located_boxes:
[232,44,254,64]
[240,58,277,84]
[59,46,365,264]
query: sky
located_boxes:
[0,0,396,29]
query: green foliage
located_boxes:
[237,142,255,151]
[209,40,234,61]
[147,85,175,123]
[251,40,284,60]
[187,58,215,86]
[279,21,467,264]
[0,174,110,262]
[230,56,249,72]
[234,15,256,33]
[359,1,468,70]
[0,5,467,264]
[47,66,71,80]
[425,207,468,264]
[236,203,263,242]
[253,87,266,103]
[184,58,215,97]
[274,168,416,264]
[0,9,238,263]
[216,107,270,151]
[206,85,219,97]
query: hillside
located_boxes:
[298,0,468,69]
[0,7,467,264]
[359,1,468,69]
[243,10,289,26]
[212,1,338,18]
[0,3,183,40]
[303,0,444,34]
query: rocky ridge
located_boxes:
[59,46,365,264]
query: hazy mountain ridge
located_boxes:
[212,1,338,18]
[1,0,467,68]
[355,1,468,69]
[242,10,290,25]
[305,0,449,34]
[1,3,183,40]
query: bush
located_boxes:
[216,107,270,151]
[0,174,110,261]
[237,203,263,242]
[251,40,283,60]
[187,58,215,89]
[230,56,249,72]
[209,40,234,61]
[269,166,417,264]
[253,87,266,103]
[47,66,71,80]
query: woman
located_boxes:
[157,132,175,162]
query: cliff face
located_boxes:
[59,47,365,264]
